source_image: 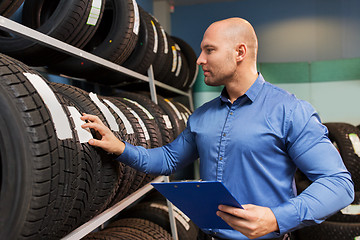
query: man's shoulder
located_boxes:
[263,81,302,105]
[263,81,316,116]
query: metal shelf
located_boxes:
[0,16,191,97]
[0,15,189,240]
[61,176,164,240]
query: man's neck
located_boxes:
[226,70,258,103]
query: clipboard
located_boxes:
[151,181,243,229]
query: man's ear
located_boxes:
[236,43,246,62]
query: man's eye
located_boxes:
[206,49,214,54]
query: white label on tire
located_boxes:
[163,115,172,129]
[87,0,102,26]
[349,133,360,157]
[104,99,134,134]
[177,102,192,115]
[123,98,154,120]
[24,73,72,140]
[175,55,182,77]
[67,106,93,143]
[150,203,191,230]
[151,20,158,53]
[128,108,150,140]
[89,93,119,131]
[340,204,360,215]
[165,99,182,120]
[171,45,177,72]
[160,26,168,54]
[132,0,140,35]
[180,112,187,125]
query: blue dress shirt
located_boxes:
[117,73,354,239]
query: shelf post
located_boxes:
[147,66,179,240]
[147,65,158,104]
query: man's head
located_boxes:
[197,18,258,86]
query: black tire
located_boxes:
[171,100,191,131]
[122,7,157,76]
[151,15,169,83]
[296,221,360,240]
[135,93,184,139]
[324,122,360,191]
[0,0,24,17]
[105,218,173,240]
[47,0,139,83]
[171,36,199,90]
[49,83,122,234]
[116,96,160,148]
[103,97,145,206]
[156,33,177,86]
[172,43,190,90]
[119,201,198,240]
[115,96,161,194]
[174,101,192,120]
[0,0,105,66]
[115,91,174,144]
[0,53,81,239]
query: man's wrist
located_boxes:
[113,140,125,156]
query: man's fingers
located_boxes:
[216,210,247,230]
[81,113,103,125]
[81,121,99,130]
[88,138,103,148]
[218,205,247,218]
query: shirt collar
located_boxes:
[220,73,265,104]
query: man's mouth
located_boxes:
[203,70,210,76]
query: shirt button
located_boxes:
[223,133,226,137]
[230,112,233,115]
[219,157,223,160]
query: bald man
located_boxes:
[81,18,354,240]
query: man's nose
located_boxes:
[196,52,205,65]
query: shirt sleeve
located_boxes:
[115,121,199,176]
[271,100,355,234]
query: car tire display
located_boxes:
[0,48,194,238]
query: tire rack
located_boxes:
[0,15,196,240]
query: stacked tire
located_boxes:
[0,0,198,92]
[0,0,105,66]
[83,218,173,240]
[295,122,360,240]
[0,53,193,239]
[84,189,199,240]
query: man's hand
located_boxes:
[216,204,279,239]
[80,114,125,155]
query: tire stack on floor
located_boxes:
[0,53,193,239]
[294,122,360,240]
[0,0,198,93]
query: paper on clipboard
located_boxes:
[151,181,243,229]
